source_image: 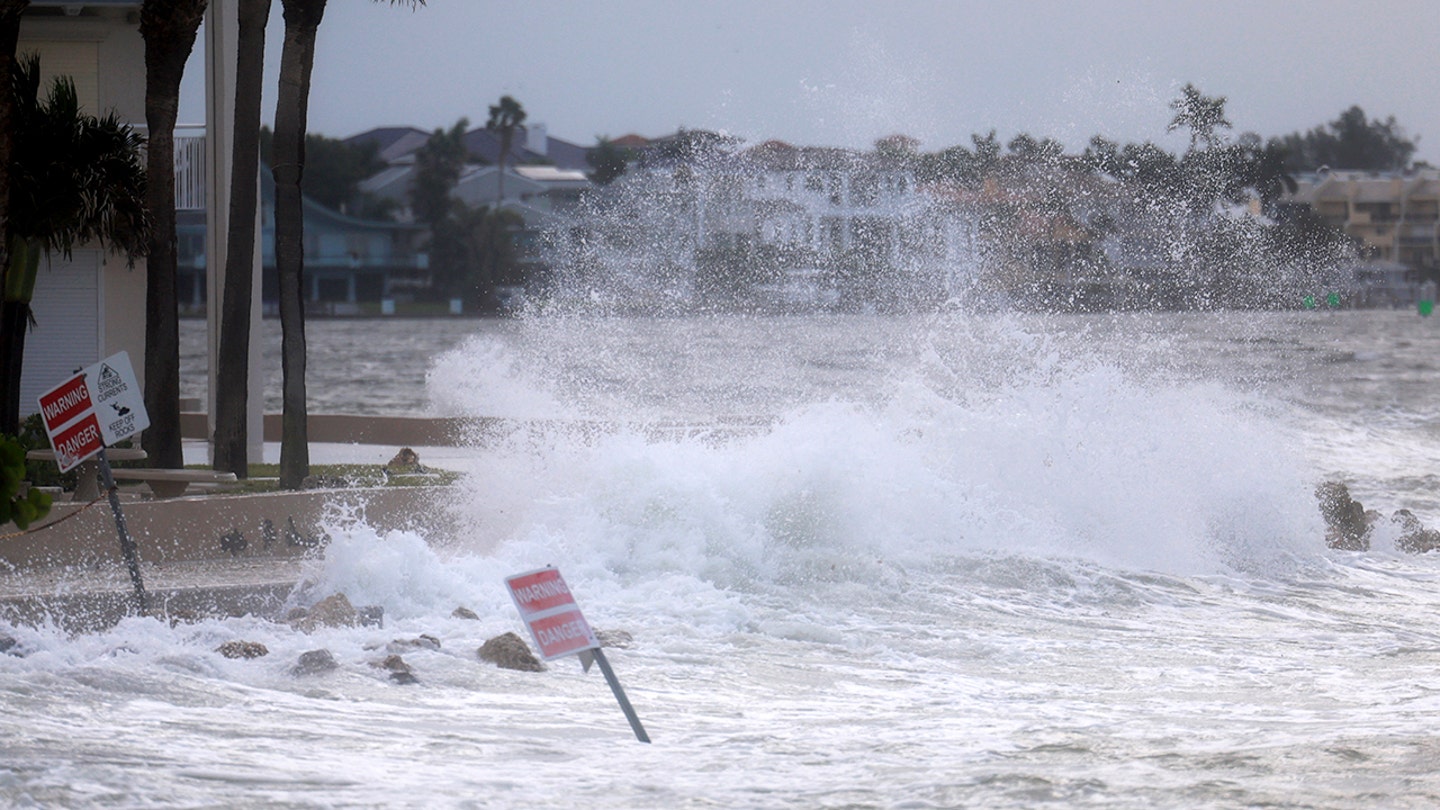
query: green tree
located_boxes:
[213,0,272,477]
[486,94,526,203]
[140,0,207,469]
[1168,83,1231,152]
[1277,105,1417,172]
[410,117,468,227]
[586,136,630,186]
[1,57,150,435]
[259,126,389,214]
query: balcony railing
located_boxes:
[175,129,205,211]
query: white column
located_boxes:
[204,0,265,464]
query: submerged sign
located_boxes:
[503,566,649,742]
[36,351,149,472]
[505,567,600,660]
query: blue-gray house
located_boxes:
[178,167,425,314]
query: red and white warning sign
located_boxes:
[505,567,600,660]
[36,351,149,472]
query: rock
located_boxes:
[356,605,385,629]
[452,606,479,621]
[596,629,634,649]
[385,447,424,473]
[1316,481,1375,551]
[478,632,544,672]
[292,648,339,676]
[216,640,269,659]
[0,633,17,655]
[387,634,442,653]
[372,653,420,685]
[291,593,358,633]
[1392,509,1440,554]
[301,474,349,490]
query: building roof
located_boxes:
[349,124,592,171]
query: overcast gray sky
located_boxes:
[180,1,1440,163]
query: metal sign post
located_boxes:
[505,567,650,743]
[36,352,151,614]
[95,449,147,614]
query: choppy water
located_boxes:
[8,309,1440,808]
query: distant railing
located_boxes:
[174,128,205,211]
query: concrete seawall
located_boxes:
[0,486,456,632]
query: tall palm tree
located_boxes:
[212,0,272,477]
[272,0,325,490]
[0,56,151,434]
[272,0,424,489]
[140,0,207,469]
[486,95,525,204]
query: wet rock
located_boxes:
[291,593,358,633]
[1392,509,1440,554]
[478,632,544,672]
[1316,481,1375,551]
[452,606,479,620]
[596,629,634,649]
[373,653,419,685]
[292,648,339,676]
[0,633,17,655]
[385,447,425,473]
[356,605,385,629]
[217,640,269,659]
[387,634,442,653]
[301,474,349,490]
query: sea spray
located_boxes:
[431,315,1324,590]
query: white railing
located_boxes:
[174,128,205,211]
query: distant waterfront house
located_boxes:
[351,123,595,237]
[178,167,425,314]
[1288,169,1440,277]
[546,131,979,309]
[346,122,592,178]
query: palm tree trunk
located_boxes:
[213,0,271,477]
[0,0,29,436]
[140,0,207,469]
[273,0,325,490]
[0,242,37,436]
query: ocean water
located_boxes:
[7,309,1440,808]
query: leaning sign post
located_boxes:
[36,351,150,613]
[505,567,650,743]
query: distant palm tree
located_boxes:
[486,95,526,204]
[0,56,151,434]
[213,0,273,477]
[1168,83,1231,153]
[140,0,208,469]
